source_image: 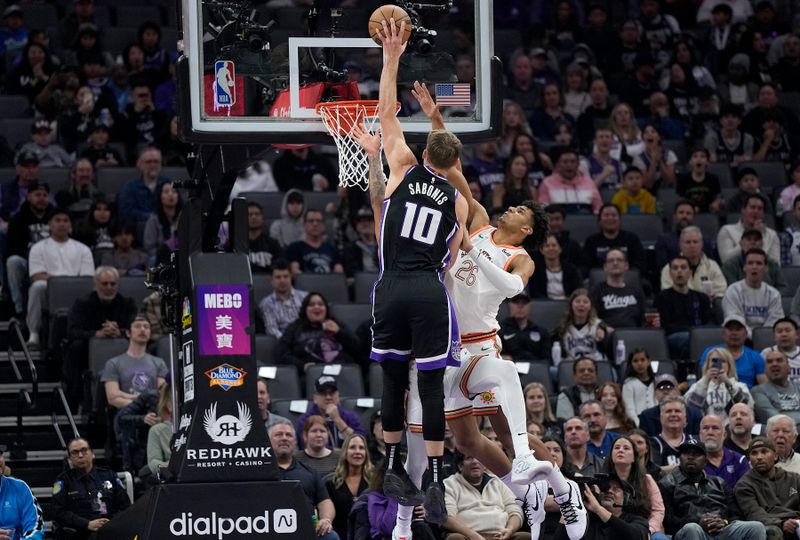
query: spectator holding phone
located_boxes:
[685,348,752,425]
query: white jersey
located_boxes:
[446,225,528,341]
[761,345,800,383]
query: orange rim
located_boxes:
[316,100,400,136]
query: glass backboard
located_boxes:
[177,0,501,144]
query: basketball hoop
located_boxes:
[316,100,399,190]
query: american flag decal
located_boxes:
[435,83,471,106]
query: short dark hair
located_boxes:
[623,166,643,178]
[689,146,710,159]
[743,193,766,208]
[522,200,549,251]
[573,357,597,374]
[674,199,695,214]
[272,259,290,273]
[550,145,578,163]
[720,103,743,118]
[303,208,323,222]
[744,247,767,263]
[111,223,137,237]
[598,203,620,220]
[247,201,263,212]
[774,317,799,331]
[669,255,691,267]
[49,208,70,221]
[546,204,566,218]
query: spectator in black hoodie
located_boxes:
[273,147,336,192]
[5,181,53,316]
[582,204,645,270]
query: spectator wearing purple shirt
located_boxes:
[296,376,363,451]
[700,414,750,489]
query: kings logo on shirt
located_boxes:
[205,363,247,391]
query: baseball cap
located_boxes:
[654,374,678,389]
[531,48,547,58]
[678,438,706,454]
[2,5,22,18]
[723,315,747,328]
[315,375,338,393]
[748,436,775,455]
[356,207,373,221]
[28,181,50,194]
[31,119,52,133]
[15,149,40,166]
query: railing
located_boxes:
[7,319,38,460]
[51,387,80,450]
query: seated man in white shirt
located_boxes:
[717,193,780,264]
[722,248,784,335]
[26,209,94,348]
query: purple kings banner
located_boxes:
[196,284,251,356]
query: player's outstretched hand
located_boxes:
[351,124,381,158]
[461,229,474,253]
[411,81,438,118]
[376,18,407,60]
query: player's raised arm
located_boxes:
[352,125,386,239]
[376,19,416,174]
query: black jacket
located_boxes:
[553,511,649,540]
[278,320,362,372]
[67,292,138,343]
[498,318,551,360]
[637,404,702,437]
[5,201,52,258]
[52,466,131,538]
[529,251,582,300]
[658,468,740,535]
[582,230,645,271]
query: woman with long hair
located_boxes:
[75,197,115,259]
[621,349,656,423]
[531,82,576,141]
[143,182,182,262]
[295,415,341,477]
[278,292,360,373]
[511,133,552,188]
[555,288,613,362]
[632,124,678,192]
[498,100,533,158]
[629,428,661,481]
[685,348,752,425]
[146,380,173,476]
[528,233,581,300]
[608,103,644,161]
[563,63,590,119]
[524,382,563,440]
[491,154,536,208]
[602,436,668,540]
[325,433,373,540]
[6,41,57,102]
[596,382,636,434]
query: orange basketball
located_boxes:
[369,4,412,45]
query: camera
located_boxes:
[399,1,453,55]
[145,262,177,293]
[572,473,611,492]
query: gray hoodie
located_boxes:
[269,189,304,248]
[751,379,800,426]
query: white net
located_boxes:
[317,101,381,190]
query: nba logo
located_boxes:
[214,60,236,107]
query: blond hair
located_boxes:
[330,433,375,488]
[703,348,738,380]
[426,129,462,169]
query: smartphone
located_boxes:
[711,357,722,370]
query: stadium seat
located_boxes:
[2,118,35,148]
[156,335,172,361]
[663,140,688,164]
[516,361,553,393]
[588,269,641,290]
[99,26,139,56]
[255,335,279,365]
[354,272,378,303]
[689,327,723,363]
[0,95,31,118]
[342,397,381,432]
[530,300,568,333]
[88,338,129,377]
[37,168,70,195]
[304,191,340,213]
[562,215,597,245]
[737,161,787,189]
[619,359,676,378]
[118,276,149,305]
[294,273,349,304]
[257,366,300,400]
[241,191,287,220]
[783,266,800,296]
[305,364,365,398]
[47,277,93,315]
[784,297,794,318]
[557,361,615,391]
[114,5,162,27]
[252,276,273,305]
[707,163,734,188]
[752,327,774,353]
[614,328,670,361]
[162,166,190,183]
[368,363,382,398]
[97,167,137,198]
[620,214,664,246]
[693,213,720,240]
[330,303,371,332]
[270,398,310,426]
[20,3,59,28]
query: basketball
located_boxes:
[369,4,412,45]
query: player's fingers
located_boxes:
[399,20,406,40]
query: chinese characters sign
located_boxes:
[196,285,251,356]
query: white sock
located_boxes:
[27,332,39,344]
[396,505,413,535]
[548,464,570,497]
[500,472,530,502]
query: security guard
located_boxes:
[52,438,131,540]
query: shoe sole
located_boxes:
[424,488,447,525]
[383,474,424,506]
[511,463,553,485]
